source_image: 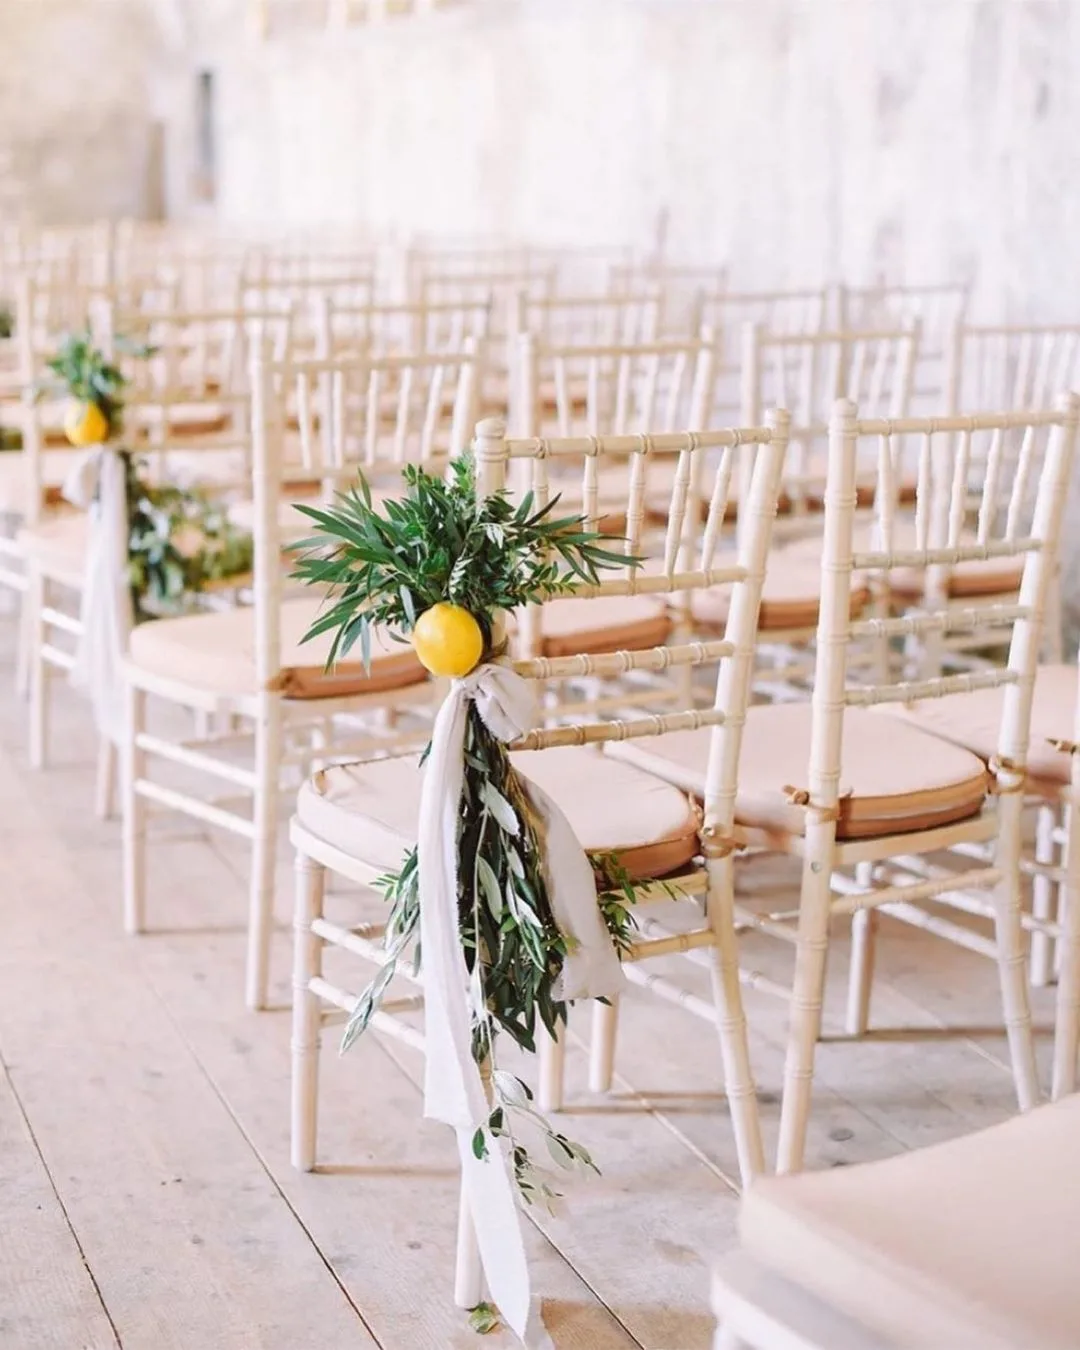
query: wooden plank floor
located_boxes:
[0,619,1056,1350]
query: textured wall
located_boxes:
[0,0,172,223]
[204,0,1079,320]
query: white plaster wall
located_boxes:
[201,0,1080,321]
[0,0,174,223]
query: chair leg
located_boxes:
[246,694,283,1011]
[588,997,619,1093]
[1053,792,1080,1099]
[707,855,765,1185]
[845,862,877,1036]
[15,578,31,698]
[291,851,325,1170]
[537,1021,565,1112]
[453,1181,484,1309]
[1031,803,1058,988]
[95,735,118,822]
[121,682,147,935]
[777,847,834,1175]
[992,793,1041,1111]
[27,569,48,770]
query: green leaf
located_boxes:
[480,782,519,836]
[476,857,503,919]
[468,1302,501,1335]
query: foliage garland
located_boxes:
[294,458,683,1230]
[40,329,253,621]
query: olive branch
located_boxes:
[294,455,671,1213]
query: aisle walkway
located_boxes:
[0,622,1045,1350]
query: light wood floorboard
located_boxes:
[0,627,1057,1348]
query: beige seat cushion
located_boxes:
[690,552,871,632]
[740,1094,1080,1350]
[879,662,1077,794]
[781,519,1024,599]
[297,745,701,879]
[526,594,672,657]
[128,595,426,700]
[35,402,232,447]
[16,512,88,583]
[606,701,988,840]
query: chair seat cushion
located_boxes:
[690,553,871,632]
[780,519,1024,599]
[527,594,672,657]
[606,701,988,840]
[296,745,700,879]
[127,595,426,700]
[739,1094,1080,1350]
[878,663,1076,793]
[16,512,88,583]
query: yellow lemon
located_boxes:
[412,602,484,678]
[64,400,110,447]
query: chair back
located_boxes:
[472,408,790,841]
[945,321,1080,412]
[808,395,1080,818]
[513,332,716,438]
[511,290,663,349]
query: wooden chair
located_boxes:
[288,405,792,1326]
[713,1094,1080,1350]
[120,338,479,1011]
[606,395,1079,1172]
[19,301,293,780]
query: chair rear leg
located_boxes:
[845,861,878,1035]
[121,683,148,935]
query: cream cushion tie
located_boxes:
[61,446,133,744]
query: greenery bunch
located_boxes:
[294,456,662,1218]
[42,328,253,622]
[123,456,253,622]
[39,327,151,436]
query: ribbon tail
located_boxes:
[418,688,548,1348]
[63,448,134,745]
[524,779,627,1003]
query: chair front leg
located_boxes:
[246,693,283,1011]
[992,791,1040,1110]
[707,853,765,1185]
[290,850,325,1171]
[537,1021,566,1113]
[588,997,619,1094]
[777,839,835,1175]
[1053,786,1080,1099]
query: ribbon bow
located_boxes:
[62,446,134,744]
[418,663,624,1347]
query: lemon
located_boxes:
[412,602,484,678]
[64,400,110,447]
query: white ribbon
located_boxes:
[62,447,134,745]
[418,663,625,1347]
